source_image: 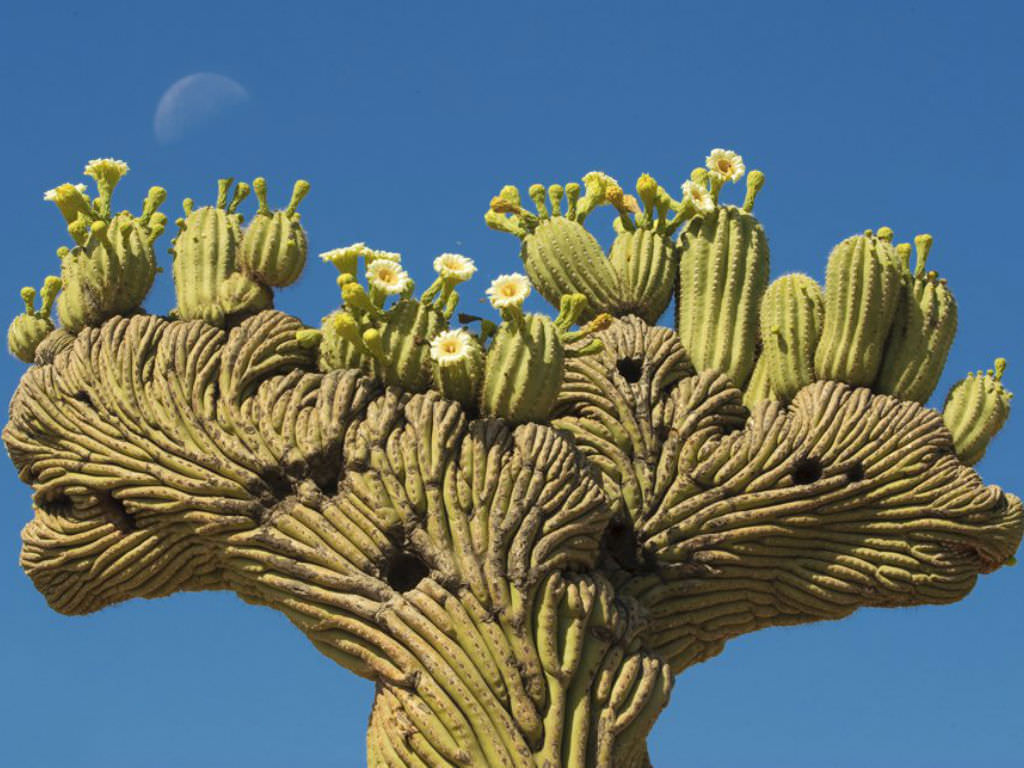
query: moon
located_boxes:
[154,73,249,144]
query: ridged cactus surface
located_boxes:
[6,153,1020,767]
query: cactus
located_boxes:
[7,277,60,363]
[170,179,251,325]
[107,186,167,313]
[55,221,123,333]
[943,358,1013,465]
[676,169,770,387]
[759,273,825,401]
[6,153,1021,767]
[875,235,958,402]
[487,179,623,320]
[429,328,485,407]
[42,161,168,332]
[814,229,903,386]
[239,177,310,286]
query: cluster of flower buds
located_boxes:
[483,149,766,326]
[306,247,607,422]
[313,246,471,393]
[41,159,167,333]
[6,276,62,362]
[170,175,309,326]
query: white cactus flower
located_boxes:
[83,158,130,181]
[433,253,476,282]
[367,259,411,295]
[320,242,369,262]
[366,249,402,265]
[429,329,474,366]
[487,273,531,309]
[705,148,745,183]
[682,180,715,214]
[43,183,88,202]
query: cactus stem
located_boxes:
[664,197,696,236]
[548,185,564,217]
[442,289,459,320]
[554,293,590,332]
[228,182,251,214]
[605,184,637,232]
[636,173,659,217]
[253,177,270,215]
[655,187,672,228]
[708,172,725,205]
[216,178,234,210]
[286,180,311,217]
[564,182,581,220]
[361,328,387,362]
[895,243,912,273]
[140,187,168,224]
[342,282,382,319]
[529,184,549,219]
[742,170,766,212]
[39,276,61,316]
[19,287,36,315]
[914,233,933,278]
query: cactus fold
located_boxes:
[814,231,903,387]
[943,359,1012,465]
[759,273,824,401]
[676,204,770,387]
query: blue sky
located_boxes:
[2,1,1023,765]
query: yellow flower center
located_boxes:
[718,159,732,174]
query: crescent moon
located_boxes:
[154,73,249,145]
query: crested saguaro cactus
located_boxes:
[6,152,1021,767]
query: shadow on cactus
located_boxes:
[6,152,1020,767]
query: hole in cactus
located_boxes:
[846,462,865,483]
[39,492,73,515]
[792,457,823,485]
[97,491,135,534]
[313,467,340,497]
[655,425,671,443]
[602,516,651,574]
[617,357,643,383]
[385,551,429,592]
[72,391,94,408]
[260,468,293,500]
